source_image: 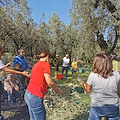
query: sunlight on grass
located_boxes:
[2,111,16,119]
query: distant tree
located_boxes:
[0,0,33,54]
[48,12,66,57]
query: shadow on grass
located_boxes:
[7,105,29,120]
[1,90,29,120]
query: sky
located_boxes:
[28,0,72,25]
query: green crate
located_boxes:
[68,66,72,71]
[75,87,84,93]
[79,68,84,73]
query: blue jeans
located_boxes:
[62,66,68,78]
[24,90,46,120]
[12,88,20,103]
[7,91,13,104]
[88,105,120,120]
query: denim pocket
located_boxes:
[25,90,46,120]
[25,90,43,108]
[26,91,38,100]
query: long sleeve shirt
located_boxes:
[13,55,30,72]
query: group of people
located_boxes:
[0,44,120,120]
[25,52,120,120]
[4,48,32,107]
[0,46,30,120]
[53,54,78,79]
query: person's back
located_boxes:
[86,53,120,120]
[88,71,119,107]
[27,61,50,98]
[25,51,63,120]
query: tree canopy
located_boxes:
[0,0,120,66]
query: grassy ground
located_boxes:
[47,67,91,120]
[1,67,120,120]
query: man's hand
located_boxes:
[22,71,31,78]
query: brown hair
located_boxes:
[93,53,113,78]
[38,51,50,59]
[13,64,22,71]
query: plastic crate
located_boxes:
[79,67,84,73]
[75,87,84,93]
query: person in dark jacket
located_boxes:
[53,55,60,78]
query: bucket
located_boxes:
[57,74,64,80]
[83,83,87,90]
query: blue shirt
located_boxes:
[13,55,30,72]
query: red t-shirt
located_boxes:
[27,61,51,98]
